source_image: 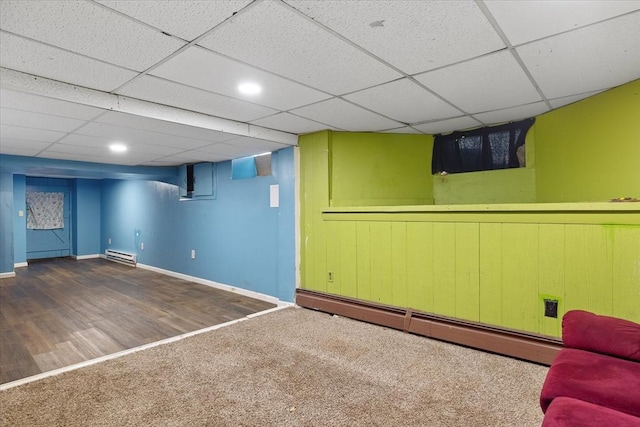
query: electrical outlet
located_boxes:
[191,250,196,259]
[328,271,334,283]
[141,242,144,251]
[544,299,558,318]
[108,238,111,244]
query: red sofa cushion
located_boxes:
[563,310,640,361]
[543,397,640,427]
[540,348,640,417]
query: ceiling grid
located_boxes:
[0,0,637,166]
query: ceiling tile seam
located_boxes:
[113,73,283,117]
[475,1,552,110]
[106,1,264,95]
[278,0,410,80]
[409,114,478,127]
[510,8,640,49]
[276,111,347,132]
[249,107,342,129]
[377,125,427,134]
[0,104,106,124]
[0,30,142,79]
[192,44,338,100]
[80,114,242,149]
[334,96,408,127]
[88,0,191,43]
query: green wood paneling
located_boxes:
[537,224,565,337]
[501,224,539,332]
[369,222,393,303]
[339,221,358,298]
[325,221,341,295]
[479,223,503,326]
[564,225,613,314]
[432,222,457,317]
[455,223,480,321]
[391,222,408,307]
[299,132,330,293]
[406,222,434,313]
[356,222,372,301]
[611,226,640,319]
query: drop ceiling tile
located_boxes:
[286,0,505,74]
[412,116,482,135]
[250,113,332,134]
[96,111,236,143]
[0,146,44,157]
[548,90,604,109]
[485,0,640,46]
[0,138,51,152]
[197,0,401,95]
[517,12,640,99]
[155,152,227,164]
[117,75,277,122]
[0,124,66,142]
[195,142,266,158]
[151,46,330,110]
[96,0,251,41]
[344,78,462,124]
[1,108,86,133]
[0,1,186,71]
[225,136,290,152]
[290,98,403,131]
[473,102,549,125]
[56,134,183,157]
[380,127,421,134]
[0,32,139,92]
[37,150,150,166]
[0,90,106,120]
[71,122,212,150]
[415,50,542,114]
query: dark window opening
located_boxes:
[431,118,534,175]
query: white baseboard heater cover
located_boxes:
[105,249,137,266]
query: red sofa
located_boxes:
[540,310,640,426]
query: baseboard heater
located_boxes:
[296,289,562,366]
[104,249,137,267]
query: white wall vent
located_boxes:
[105,249,137,266]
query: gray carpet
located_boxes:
[0,307,547,426]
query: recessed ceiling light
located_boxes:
[109,143,127,153]
[238,82,262,95]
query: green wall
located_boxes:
[299,79,640,337]
[331,132,434,206]
[535,79,640,202]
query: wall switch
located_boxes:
[141,242,144,250]
[18,210,24,217]
[108,238,111,244]
[191,250,196,259]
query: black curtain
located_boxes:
[431,118,534,174]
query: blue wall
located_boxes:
[72,179,101,256]
[13,175,26,265]
[101,147,296,302]
[1,172,14,274]
[0,150,296,302]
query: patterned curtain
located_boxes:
[26,192,64,230]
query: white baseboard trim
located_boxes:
[0,271,16,279]
[72,254,101,260]
[14,262,28,268]
[136,263,291,307]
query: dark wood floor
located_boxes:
[0,258,276,384]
